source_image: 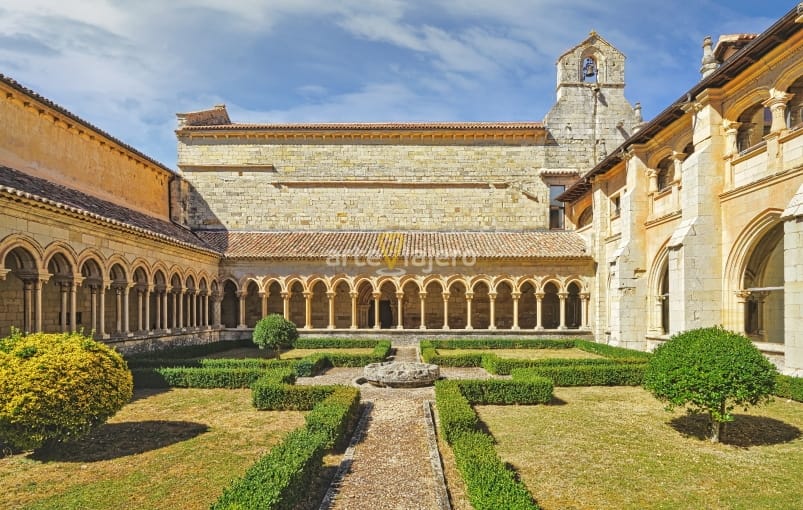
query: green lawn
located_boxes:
[436,347,602,360]
[0,389,305,510]
[280,347,375,359]
[476,386,803,510]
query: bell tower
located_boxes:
[543,31,638,171]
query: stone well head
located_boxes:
[362,361,440,388]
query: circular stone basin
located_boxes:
[363,361,440,388]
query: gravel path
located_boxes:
[296,346,494,510]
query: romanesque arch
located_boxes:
[724,210,784,341]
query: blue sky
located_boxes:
[0,1,792,168]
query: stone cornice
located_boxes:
[176,125,546,145]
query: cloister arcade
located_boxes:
[220,273,591,332]
[0,234,218,339]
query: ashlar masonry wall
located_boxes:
[177,136,551,231]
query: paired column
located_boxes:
[236,290,247,328]
[488,292,497,330]
[534,292,544,330]
[511,292,521,330]
[304,291,313,329]
[281,291,290,321]
[59,282,69,332]
[89,285,98,335]
[580,292,590,329]
[372,292,381,330]
[396,292,405,329]
[442,292,450,330]
[465,292,473,330]
[349,292,358,329]
[260,291,268,318]
[327,292,336,329]
[419,292,427,329]
[558,292,568,330]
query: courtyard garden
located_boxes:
[2,322,803,509]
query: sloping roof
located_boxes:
[196,230,590,259]
[0,166,216,254]
[0,74,174,175]
[559,4,803,203]
[178,121,544,131]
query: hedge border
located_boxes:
[775,374,803,402]
[212,385,361,510]
[422,339,649,375]
[434,379,542,510]
[511,363,648,386]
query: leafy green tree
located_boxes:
[0,330,133,451]
[643,326,777,442]
[252,314,298,358]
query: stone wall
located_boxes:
[0,80,173,221]
[177,140,550,231]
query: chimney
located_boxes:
[700,36,718,78]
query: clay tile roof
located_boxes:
[179,121,544,131]
[0,74,174,175]
[0,166,216,254]
[196,231,589,260]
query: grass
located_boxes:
[476,386,803,510]
[436,348,602,360]
[198,346,375,360]
[0,389,305,510]
[279,347,375,359]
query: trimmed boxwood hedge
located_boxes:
[574,339,652,360]
[434,381,479,443]
[213,386,361,510]
[304,386,361,449]
[456,378,553,405]
[212,427,327,510]
[131,366,272,389]
[293,337,383,349]
[511,363,647,386]
[422,338,650,375]
[775,375,803,402]
[428,338,575,350]
[451,431,540,510]
[434,379,540,510]
[125,338,252,360]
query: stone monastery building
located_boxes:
[2,6,803,375]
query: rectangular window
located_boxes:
[611,195,621,217]
[549,185,565,230]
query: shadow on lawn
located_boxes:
[669,413,801,447]
[31,420,209,462]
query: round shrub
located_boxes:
[0,330,133,451]
[253,314,298,357]
[643,326,777,442]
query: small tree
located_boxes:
[643,326,777,443]
[0,330,133,451]
[252,314,298,358]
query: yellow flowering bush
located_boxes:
[0,330,133,451]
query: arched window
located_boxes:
[659,264,669,334]
[742,223,784,343]
[577,206,593,228]
[656,158,673,191]
[736,103,772,153]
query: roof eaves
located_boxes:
[0,74,175,175]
